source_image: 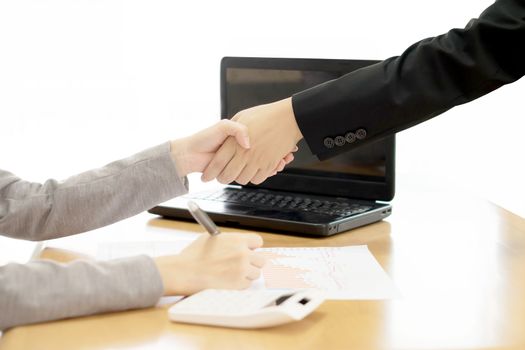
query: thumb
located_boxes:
[219,119,250,149]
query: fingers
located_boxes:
[246,265,262,281]
[200,118,254,182]
[246,252,266,282]
[201,138,237,182]
[235,163,259,185]
[217,163,246,184]
[216,148,249,184]
[250,169,271,185]
[218,119,250,149]
[245,233,263,249]
[283,153,294,165]
[276,159,286,172]
[248,147,297,184]
[267,151,295,178]
[201,119,298,183]
[249,253,267,268]
[251,171,268,185]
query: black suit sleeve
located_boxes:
[292,0,525,160]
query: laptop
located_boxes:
[149,56,395,236]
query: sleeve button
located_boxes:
[323,137,335,149]
[334,136,346,146]
[345,132,356,143]
[355,128,367,140]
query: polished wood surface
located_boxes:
[1,182,525,350]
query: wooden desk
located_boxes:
[1,183,524,350]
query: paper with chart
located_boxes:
[256,246,400,300]
[96,241,399,300]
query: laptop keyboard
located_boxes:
[187,188,372,217]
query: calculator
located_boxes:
[168,289,325,328]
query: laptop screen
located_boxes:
[221,57,395,201]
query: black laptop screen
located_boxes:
[221,58,394,200]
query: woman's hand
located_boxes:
[154,233,266,296]
[170,120,251,177]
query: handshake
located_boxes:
[171,97,304,185]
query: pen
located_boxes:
[187,200,221,236]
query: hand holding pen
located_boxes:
[153,201,265,296]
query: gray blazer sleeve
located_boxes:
[0,142,188,240]
[0,256,164,331]
[0,142,188,330]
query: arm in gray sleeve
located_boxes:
[0,255,164,330]
[0,142,186,330]
[0,142,188,241]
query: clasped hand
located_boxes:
[200,97,303,185]
[170,97,302,185]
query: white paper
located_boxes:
[97,241,399,300]
[256,246,400,300]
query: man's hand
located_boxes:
[202,98,303,185]
[154,233,266,296]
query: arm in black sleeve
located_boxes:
[292,0,525,160]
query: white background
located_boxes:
[0,0,523,217]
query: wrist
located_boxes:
[170,138,191,177]
[281,97,303,143]
[154,255,187,296]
